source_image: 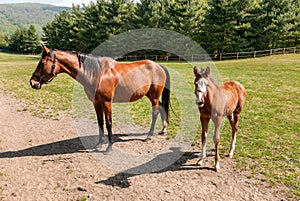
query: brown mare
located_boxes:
[193,66,246,171]
[30,44,170,154]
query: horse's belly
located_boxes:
[113,84,150,102]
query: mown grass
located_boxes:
[215,55,300,198]
[0,53,299,198]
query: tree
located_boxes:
[0,32,8,49]
[23,25,40,53]
[136,0,168,28]
[7,25,40,53]
[43,10,78,50]
[201,0,253,53]
[165,0,204,40]
[251,0,297,49]
[43,0,137,53]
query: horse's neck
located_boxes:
[57,51,80,80]
[206,79,226,112]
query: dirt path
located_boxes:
[0,91,289,201]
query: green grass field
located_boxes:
[0,52,299,198]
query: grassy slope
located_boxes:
[0,53,299,198]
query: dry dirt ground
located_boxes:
[0,91,290,201]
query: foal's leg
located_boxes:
[213,116,223,172]
[94,103,105,148]
[146,99,160,141]
[228,113,240,158]
[197,116,210,166]
[103,101,113,154]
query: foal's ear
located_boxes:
[41,43,50,55]
[205,67,211,75]
[194,66,200,75]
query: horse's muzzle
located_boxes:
[30,79,41,90]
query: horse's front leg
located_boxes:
[197,115,210,166]
[213,116,223,172]
[103,101,113,155]
[94,103,105,148]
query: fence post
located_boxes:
[283,48,285,54]
[237,52,239,60]
[191,54,194,62]
[270,49,272,55]
[254,51,256,58]
[294,47,296,54]
[220,53,222,61]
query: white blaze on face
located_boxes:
[195,78,208,106]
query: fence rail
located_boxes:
[117,47,299,62]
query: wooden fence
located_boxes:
[117,46,299,62]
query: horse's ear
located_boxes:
[194,66,200,75]
[205,67,211,75]
[41,43,50,55]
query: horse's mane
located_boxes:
[208,75,216,86]
[77,53,104,81]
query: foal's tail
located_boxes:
[160,65,170,123]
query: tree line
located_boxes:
[4,25,41,54]
[3,0,300,55]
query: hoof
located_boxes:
[215,163,220,172]
[158,131,167,135]
[144,138,151,144]
[103,144,112,155]
[196,159,203,166]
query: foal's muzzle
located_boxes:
[196,99,204,107]
[195,91,205,108]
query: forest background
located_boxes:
[1,0,300,55]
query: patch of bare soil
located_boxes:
[0,91,290,200]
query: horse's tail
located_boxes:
[160,65,170,123]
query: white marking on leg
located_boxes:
[197,131,207,166]
[215,162,220,171]
[229,135,236,158]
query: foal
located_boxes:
[193,67,246,171]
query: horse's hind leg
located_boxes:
[158,101,167,135]
[146,99,160,141]
[228,113,240,158]
[197,115,210,166]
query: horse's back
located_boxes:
[111,60,166,102]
